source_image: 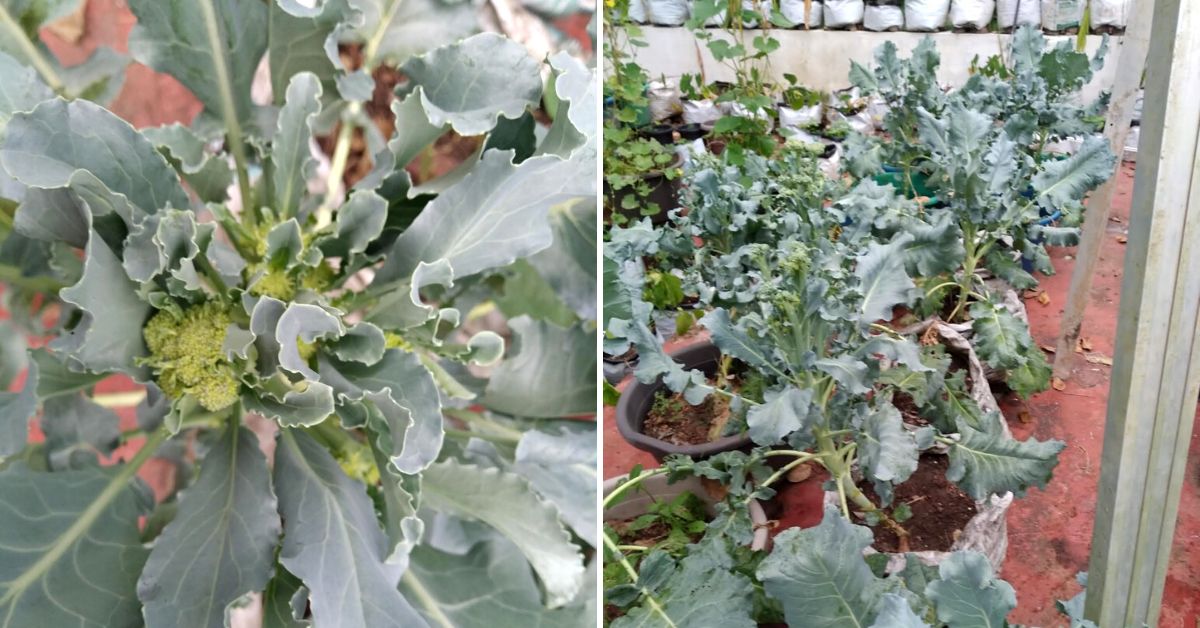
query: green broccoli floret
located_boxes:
[142,302,240,411]
[249,268,296,300]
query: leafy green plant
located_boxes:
[847,28,1117,397]
[608,152,1063,548]
[0,2,597,625]
[683,0,787,164]
[604,454,1032,626]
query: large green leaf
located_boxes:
[400,539,590,628]
[900,213,963,278]
[318,349,444,474]
[527,201,597,320]
[272,72,323,218]
[482,316,594,418]
[128,0,267,130]
[58,230,152,376]
[855,238,917,323]
[872,594,929,627]
[700,308,778,373]
[267,0,354,100]
[613,538,757,628]
[0,99,189,225]
[351,0,479,68]
[0,465,149,627]
[402,33,543,137]
[375,149,594,284]
[925,551,1016,627]
[0,51,51,137]
[757,508,892,627]
[968,300,1051,397]
[273,430,428,628]
[143,123,235,204]
[747,386,814,446]
[946,416,1064,500]
[137,426,280,628]
[857,402,919,486]
[513,424,596,546]
[422,459,584,608]
[1031,135,1116,211]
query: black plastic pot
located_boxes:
[605,153,683,226]
[677,123,707,142]
[644,124,676,145]
[615,341,753,462]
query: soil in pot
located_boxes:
[641,367,765,446]
[856,454,978,553]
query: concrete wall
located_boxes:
[628,28,1122,102]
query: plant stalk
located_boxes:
[0,5,65,94]
[198,0,255,224]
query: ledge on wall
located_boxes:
[628,27,1121,101]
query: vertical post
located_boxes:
[1053,0,1153,379]
[1084,0,1200,624]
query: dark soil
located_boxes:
[643,390,729,445]
[856,454,978,553]
[609,518,674,549]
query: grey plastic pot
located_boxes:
[603,474,770,551]
[615,341,753,462]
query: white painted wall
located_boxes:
[628,28,1122,102]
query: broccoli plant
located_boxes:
[605,453,1031,626]
[608,155,1063,549]
[846,29,1117,397]
[0,2,597,626]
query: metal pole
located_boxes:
[1052,0,1152,379]
[1084,0,1200,623]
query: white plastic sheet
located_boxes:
[997,0,1039,28]
[779,103,824,129]
[950,0,994,29]
[1040,0,1082,31]
[863,4,904,30]
[904,0,950,30]
[682,99,722,128]
[645,0,689,25]
[647,80,682,122]
[1091,0,1131,28]
[824,0,865,27]
[780,0,824,27]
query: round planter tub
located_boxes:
[615,341,753,462]
[604,473,770,551]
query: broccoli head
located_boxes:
[143,302,240,411]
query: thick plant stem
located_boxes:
[442,408,524,442]
[603,467,669,509]
[949,228,980,323]
[0,5,65,94]
[400,570,456,628]
[0,427,170,609]
[198,0,255,223]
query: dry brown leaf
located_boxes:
[1052,377,1067,391]
[1037,292,1051,306]
[1082,337,1094,351]
[1041,344,1057,354]
[1086,353,1114,366]
[920,325,940,346]
[1018,410,1033,424]
[1116,235,1128,244]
